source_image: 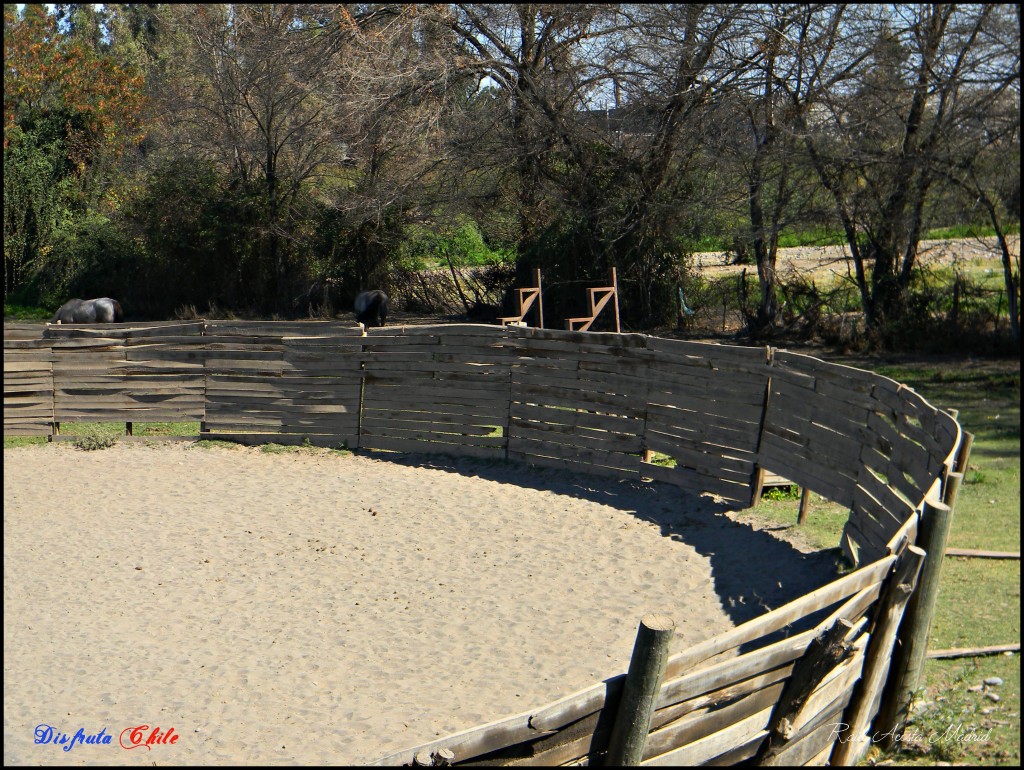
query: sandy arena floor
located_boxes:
[4,442,837,765]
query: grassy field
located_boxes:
[747,354,1020,766]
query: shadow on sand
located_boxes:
[360,449,844,644]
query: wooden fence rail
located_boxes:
[3,320,963,766]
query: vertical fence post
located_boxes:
[797,487,812,525]
[610,267,621,333]
[534,267,544,329]
[875,499,953,748]
[750,347,773,508]
[875,426,971,749]
[605,614,675,766]
[830,546,926,765]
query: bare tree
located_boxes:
[777,4,1014,337]
[154,4,420,308]
[711,4,822,336]
[322,4,470,292]
[447,3,753,324]
[939,4,1020,345]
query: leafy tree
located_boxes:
[4,2,144,302]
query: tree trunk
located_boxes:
[979,194,1021,348]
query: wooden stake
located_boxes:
[797,487,812,525]
[605,614,675,766]
[875,434,972,749]
[754,618,854,765]
[611,267,621,333]
[830,546,925,766]
[750,359,773,508]
[945,548,1019,560]
[534,267,544,329]
[875,500,953,750]
[412,747,455,766]
[926,643,1020,659]
[751,467,767,507]
[954,431,974,476]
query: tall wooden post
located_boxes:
[750,349,774,508]
[533,267,544,329]
[874,499,953,748]
[875,426,971,750]
[610,267,621,333]
[605,614,675,766]
[830,546,926,765]
[797,487,812,524]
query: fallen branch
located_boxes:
[945,548,1019,560]
[926,643,1020,660]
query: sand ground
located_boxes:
[4,442,837,765]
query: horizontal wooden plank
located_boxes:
[363,389,507,411]
[640,462,753,504]
[507,436,642,472]
[361,421,502,441]
[641,704,773,766]
[508,449,642,482]
[199,431,356,446]
[511,402,640,433]
[510,385,646,419]
[510,426,641,456]
[362,404,506,424]
[644,679,785,761]
[3,424,53,435]
[359,434,504,459]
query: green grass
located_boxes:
[259,438,353,457]
[866,359,1020,766]
[761,484,803,502]
[3,435,49,448]
[189,439,242,450]
[3,302,51,320]
[53,421,201,438]
[925,223,1020,241]
[775,227,851,249]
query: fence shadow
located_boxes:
[360,450,840,634]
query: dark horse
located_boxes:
[354,290,388,327]
[51,298,124,324]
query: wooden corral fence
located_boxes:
[3,320,966,766]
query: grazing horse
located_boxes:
[51,298,124,324]
[353,290,389,327]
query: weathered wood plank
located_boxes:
[640,705,773,766]
[643,681,786,761]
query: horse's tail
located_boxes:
[110,299,124,323]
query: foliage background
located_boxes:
[3,4,1020,349]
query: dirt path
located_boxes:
[694,235,1019,280]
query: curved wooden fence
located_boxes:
[3,320,967,766]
